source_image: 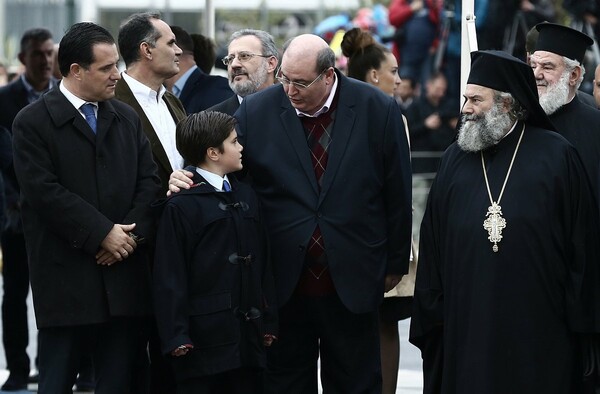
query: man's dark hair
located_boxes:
[400,76,416,89]
[191,33,216,74]
[170,26,193,53]
[427,71,446,84]
[20,28,53,54]
[58,23,114,77]
[170,26,218,74]
[176,111,237,166]
[118,12,162,67]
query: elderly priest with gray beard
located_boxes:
[410,50,600,394]
[530,23,600,210]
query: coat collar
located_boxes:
[175,166,241,196]
[43,87,119,145]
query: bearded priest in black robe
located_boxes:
[410,50,600,394]
[530,23,600,206]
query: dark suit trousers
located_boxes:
[1,231,31,378]
[176,367,262,394]
[265,292,382,394]
[147,317,177,394]
[38,317,146,394]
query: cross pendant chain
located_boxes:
[480,124,525,254]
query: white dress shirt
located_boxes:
[122,72,184,171]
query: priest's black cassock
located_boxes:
[534,22,600,206]
[410,122,600,393]
[549,95,600,204]
[410,49,600,393]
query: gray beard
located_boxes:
[457,103,514,152]
[538,71,570,115]
[229,61,269,98]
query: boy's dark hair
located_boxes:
[176,111,237,166]
[59,23,115,77]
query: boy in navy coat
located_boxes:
[153,111,277,394]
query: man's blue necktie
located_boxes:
[80,103,97,133]
[223,179,231,192]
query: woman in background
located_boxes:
[341,27,416,394]
[341,27,401,97]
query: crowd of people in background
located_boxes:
[0,0,599,393]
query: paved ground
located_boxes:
[0,284,424,393]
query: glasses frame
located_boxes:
[276,67,328,90]
[221,52,271,66]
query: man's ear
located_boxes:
[141,42,152,60]
[569,65,582,87]
[70,63,83,80]
[267,56,278,74]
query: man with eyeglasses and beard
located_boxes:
[530,23,600,208]
[208,29,279,115]
[410,49,600,394]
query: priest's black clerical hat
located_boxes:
[534,23,593,63]
[467,50,555,131]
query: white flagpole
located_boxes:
[460,0,477,107]
[205,0,215,39]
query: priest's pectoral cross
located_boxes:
[483,202,506,252]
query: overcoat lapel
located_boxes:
[95,100,118,145]
[279,101,319,195]
[277,75,357,200]
[318,89,356,205]
[44,89,96,144]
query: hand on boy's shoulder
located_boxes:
[167,169,195,197]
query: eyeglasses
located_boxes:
[276,68,327,90]
[221,52,270,66]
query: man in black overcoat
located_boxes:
[11,22,160,394]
